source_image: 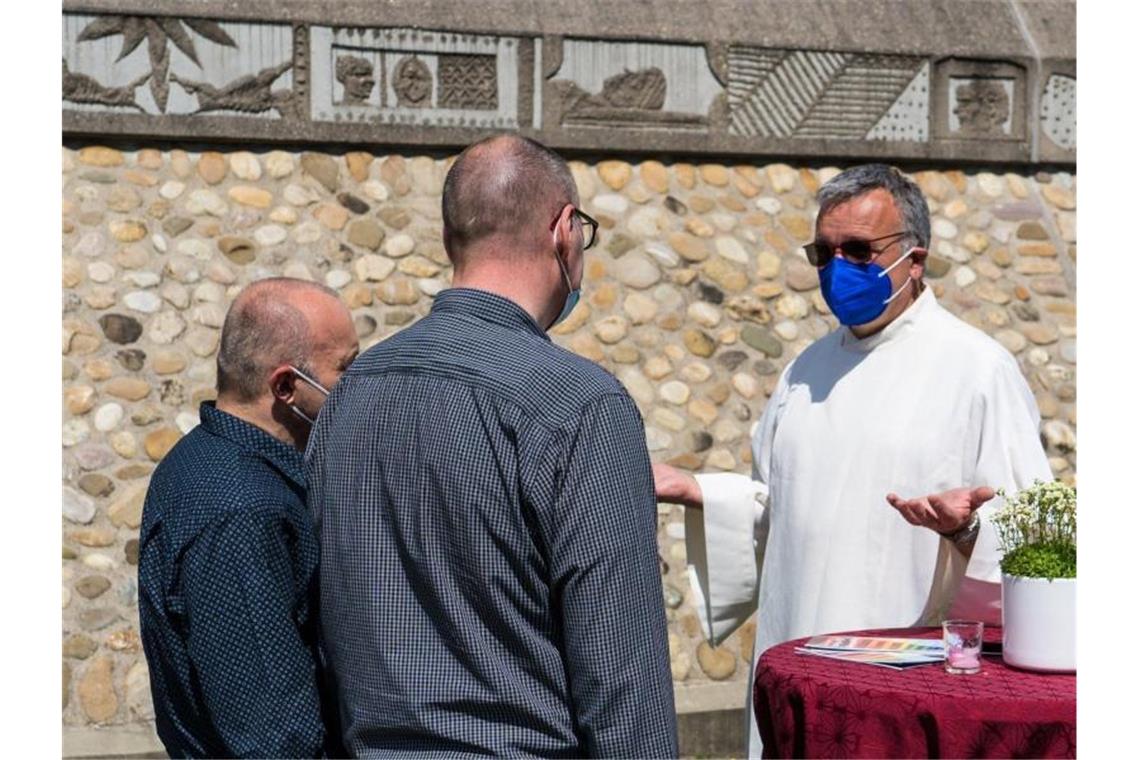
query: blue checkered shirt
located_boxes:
[306,288,678,758]
[138,402,339,758]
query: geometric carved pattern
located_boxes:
[866,61,930,142]
[1040,74,1075,151]
[728,48,846,137]
[438,54,498,110]
[798,55,926,138]
[728,47,927,140]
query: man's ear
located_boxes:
[908,246,928,278]
[268,365,297,405]
[552,204,575,259]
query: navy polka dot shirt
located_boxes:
[139,402,340,758]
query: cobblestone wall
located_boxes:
[61,145,1077,730]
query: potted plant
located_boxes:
[993,479,1076,672]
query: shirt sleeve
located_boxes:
[948,354,1054,622]
[539,392,678,759]
[684,367,785,646]
[180,510,326,758]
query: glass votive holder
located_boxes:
[943,619,984,674]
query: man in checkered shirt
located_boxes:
[307,135,678,757]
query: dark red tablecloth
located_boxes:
[753,626,1075,758]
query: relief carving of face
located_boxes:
[953,79,1010,136]
[336,56,375,104]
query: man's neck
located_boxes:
[451,262,557,329]
[215,396,304,451]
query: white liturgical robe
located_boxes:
[684,287,1052,756]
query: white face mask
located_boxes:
[287,365,329,426]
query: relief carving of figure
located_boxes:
[393,56,432,108]
[170,60,294,115]
[552,67,705,128]
[335,55,376,105]
[953,79,1011,136]
[63,59,150,111]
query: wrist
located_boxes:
[939,511,980,545]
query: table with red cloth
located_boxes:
[752,626,1075,758]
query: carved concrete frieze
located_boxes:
[309,27,529,129]
[63,14,293,118]
[61,7,1073,165]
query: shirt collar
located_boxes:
[197,401,305,488]
[840,285,936,353]
[431,287,551,341]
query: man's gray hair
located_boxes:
[216,277,338,402]
[441,135,578,265]
[816,164,931,249]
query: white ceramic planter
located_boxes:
[1001,574,1076,672]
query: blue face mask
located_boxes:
[548,228,582,330]
[818,248,916,326]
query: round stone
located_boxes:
[265,151,295,178]
[1042,420,1076,452]
[592,316,630,346]
[254,225,287,246]
[644,356,673,380]
[706,448,736,470]
[1023,323,1059,345]
[326,269,352,289]
[645,427,671,452]
[696,640,738,680]
[640,161,669,193]
[301,153,340,192]
[77,475,114,499]
[1026,348,1051,367]
[229,152,262,181]
[679,362,712,384]
[186,189,228,217]
[652,408,686,433]
[732,372,759,399]
[775,293,809,320]
[660,381,691,405]
[766,164,798,193]
[954,267,977,288]
[741,325,783,358]
[669,232,709,263]
[995,329,1026,354]
[284,183,319,207]
[592,193,629,216]
[159,180,185,200]
[384,233,416,258]
[144,428,182,462]
[598,161,632,190]
[123,290,163,314]
[79,146,123,167]
[353,255,394,282]
[64,486,96,524]
[176,411,200,434]
[683,329,716,358]
[93,403,125,433]
[377,279,419,306]
[617,367,655,406]
[63,419,91,447]
[614,254,661,289]
[622,293,658,325]
[64,634,98,660]
[1042,184,1076,210]
[714,236,748,264]
[773,320,799,341]
[933,218,959,240]
[687,301,722,328]
[75,575,111,599]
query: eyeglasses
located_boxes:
[552,206,599,251]
[573,208,599,250]
[803,230,907,267]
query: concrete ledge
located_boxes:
[63,726,164,759]
[61,0,1074,166]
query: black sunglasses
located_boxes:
[803,230,907,267]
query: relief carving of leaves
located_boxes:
[146,19,171,112]
[159,17,200,66]
[182,19,237,49]
[115,17,148,62]
[76,16,125,42]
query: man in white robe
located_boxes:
[653,164,1053,756]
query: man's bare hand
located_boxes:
[652,463,704,509]
[885,486,995,535]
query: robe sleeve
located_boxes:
[948,353,1054,623]
[684,369,785,646]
